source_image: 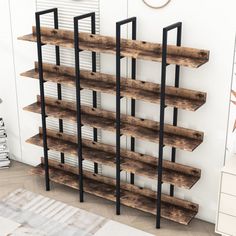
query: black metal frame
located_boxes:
[35,8,61,191]
[35,8,183,228]
[54,12,65,164]
[116,17,137,215]
[130,22,137,185]
[74,12,97,202]
[156,22,182,229]
[170,23,182,197]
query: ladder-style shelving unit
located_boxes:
[18,8,209,228]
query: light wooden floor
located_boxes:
[0,161,218,236]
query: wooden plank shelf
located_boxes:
[18,26,209,68]
[21,62,207,111]
[27,127,201,189]
[31,160,199,225]
[24,96,204,152]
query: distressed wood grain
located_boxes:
[23,96,204,151]
[26,128,201,189]
[20,62,206,111]
[31,163,198,225]
[42,158,198,212]
[18,26,209,68]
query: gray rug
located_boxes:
[0,189,153,236]
[0,188,107,235]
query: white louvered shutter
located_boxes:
[36,0,101,172]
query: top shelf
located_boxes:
[18,26,209,68]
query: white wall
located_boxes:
[8,0,41,166]
[0,0,22,162]
[226,45,236,158]
[1,0,236,224]
[126,0,236,223]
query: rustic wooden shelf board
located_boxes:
[31,162,198,225]
[23,96,204,151]
[21,62,206,111]
[18,26,209,68]
[26,128,201,189]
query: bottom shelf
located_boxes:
[31,159,198,225]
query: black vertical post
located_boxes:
[74,12,96,202]
[156,22,182,229]
[130,20,137,185]
[170,23,182,197]
[53,10,65,164]
[91,13,99,174]
[35,8,59,191]
[116,22,121,216]
[116,17,137,215]
[74,17,83,202]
